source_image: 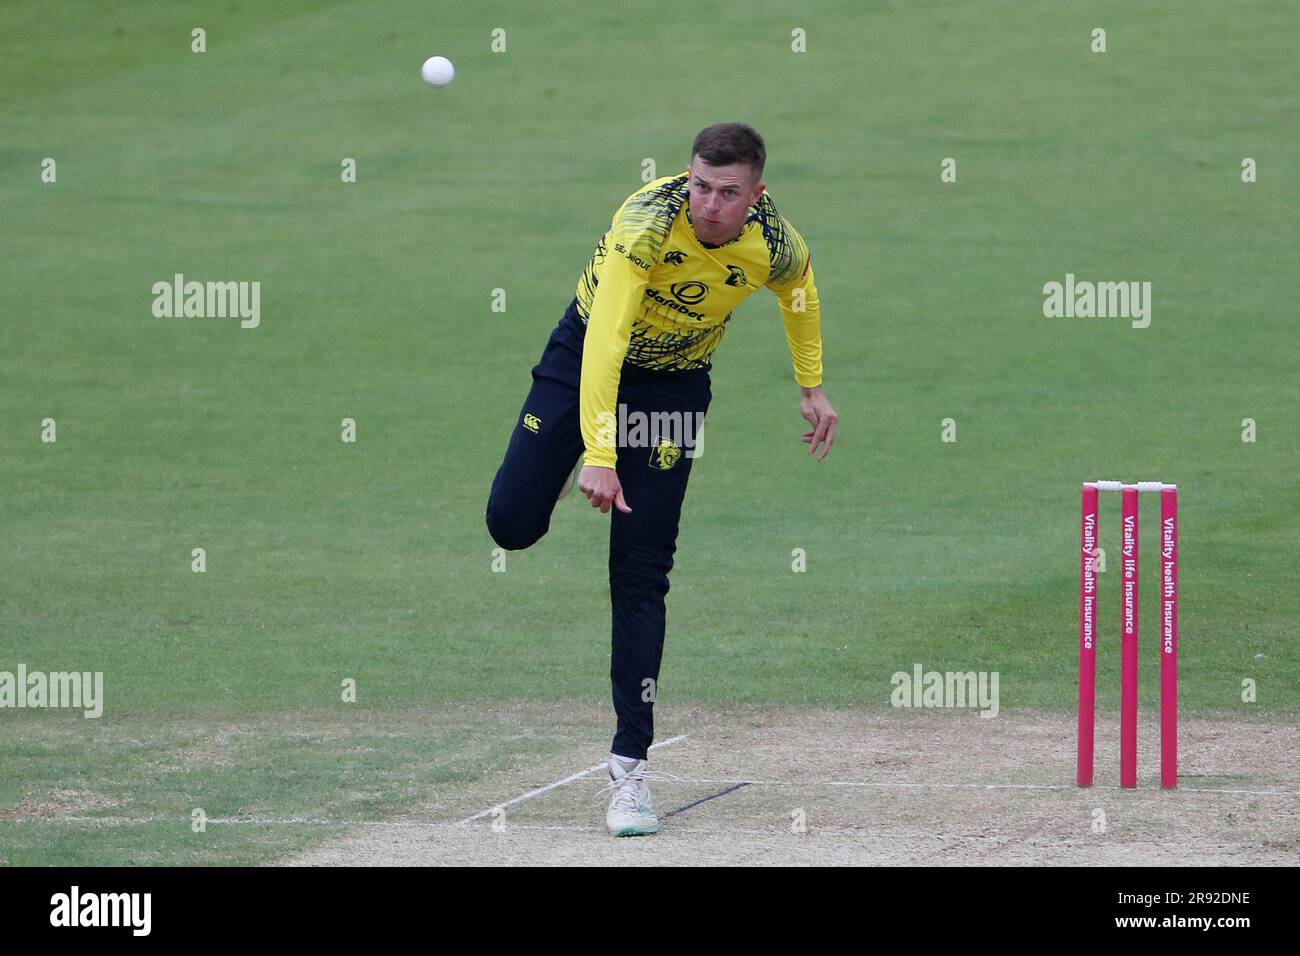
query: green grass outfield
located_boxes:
[1,0,1296,865]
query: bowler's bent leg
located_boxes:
[485,313,585,551]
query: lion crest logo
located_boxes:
[649,437,682,471]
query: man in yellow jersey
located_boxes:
[486,123,838,836]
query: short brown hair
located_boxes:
[691,123,766,183]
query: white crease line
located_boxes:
[667,778,1298,797]
[2,817,408,826]
[1168,786,1300,796]
[455,734,690,826]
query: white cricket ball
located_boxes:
[421,55,455,88]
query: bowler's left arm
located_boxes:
[769,249,838,461]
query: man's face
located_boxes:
[687,156,764,245]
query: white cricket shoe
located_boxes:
[558,457,583,501]
[601,757,659,837]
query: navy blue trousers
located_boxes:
[486,300,711,760]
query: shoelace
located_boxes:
[592,766,683,811]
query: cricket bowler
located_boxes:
[486,123,838,835]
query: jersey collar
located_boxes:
[684,198,755,250]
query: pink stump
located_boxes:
[1161,487,1179,789]
[1077,484,1099,787]
[1120,486,1139,788]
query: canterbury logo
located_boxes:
[664,251,687,266]
[649,438,682,471]
[522,413,541,433]
[725,265,747,287]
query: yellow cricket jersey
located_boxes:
[575,170,823,468]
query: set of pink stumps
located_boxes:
[1077,481,1179,789]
